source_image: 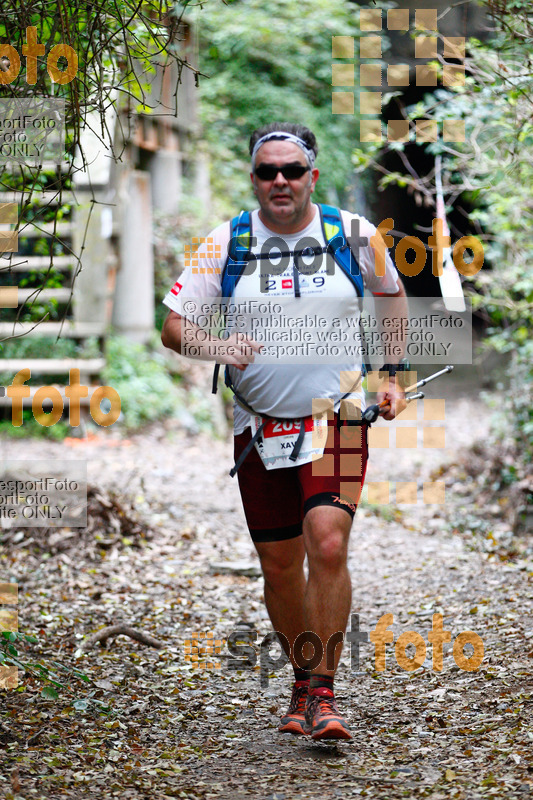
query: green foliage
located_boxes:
[353,2,533,462]
[0,629,90,700]
[0,334,98,360]
[0,1,196,137]
[0,3,195,355]
[0,411,71,440]
[102,336,183,429]
[102,335,219,435]
[0,333,220,437]
[193,0,373,216]
[0,336,96,441]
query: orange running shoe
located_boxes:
[303,687,353,740]
[278,680,309,735]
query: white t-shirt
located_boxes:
[163,204,399,434]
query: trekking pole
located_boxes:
[403,364,454,394]
[361,365,453,423]
[405,391,425,402]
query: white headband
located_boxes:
[251,131,316,169]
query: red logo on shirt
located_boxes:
[170,281,183,296]
[281,279,293,289]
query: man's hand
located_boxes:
[208,332,263,371]
[376,376,406,420]
[161,311,262,370]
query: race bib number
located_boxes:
[250,414,328,470]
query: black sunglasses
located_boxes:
[254,163,310,181]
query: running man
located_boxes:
[161,122,408,740]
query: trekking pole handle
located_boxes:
[362,366,453,423]
[361,392,424,423]
[361,399,389,423]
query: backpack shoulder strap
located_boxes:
[214,211,253,395]
[318,204,370,374]
[318,204,364,298]
[221,210,253,298]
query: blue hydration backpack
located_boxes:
[221,203,364,299]
[211,204,370,475]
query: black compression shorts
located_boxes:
[234,414,369,543]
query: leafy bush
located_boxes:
[352,1,533,465]
[102,335,219,435]
[0,333,220,437]
[195,0,370,217]
[102,336,184,429]
[0,412,71,441]
[0,335,100,361]
[1,630,90,700]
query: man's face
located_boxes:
[250,140,319,232]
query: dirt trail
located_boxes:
[1,367,532,799]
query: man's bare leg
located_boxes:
[254,535,306,665]
[254,535,310,735]
[301,504,353,739]
[302,505,353,675]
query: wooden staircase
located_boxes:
[0,169,117,409]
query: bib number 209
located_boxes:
[271,420,300,435]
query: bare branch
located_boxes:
[80,625,164,651]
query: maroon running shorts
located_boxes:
[233,414,369,543]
